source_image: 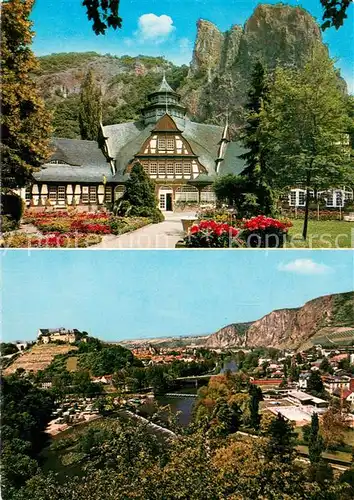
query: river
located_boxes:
[156,359,238,426]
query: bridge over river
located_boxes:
[165,392,198,398]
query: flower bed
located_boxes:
[196,207,236,224]
[281,208,346,221]
[240,216,292,248]
[184,220,240,248]
[22,211,151,237]
[1,232,102,248]
[181,215,292,248]
[1,211,153,248]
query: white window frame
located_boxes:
[175,186,199,203]
[158,137,166,151]
[57,186,66,201]
[105,186,112,203]
[201,187,216,203]
[49,186,57,201]
[289,189,306,207]
[89,186,97,203]
[158,163,165,176]
[166,138,174,151]
[82,186,89,204]
[150,163,157,175]
[166,163,174,175]
[183,163,191,176]
[175,163,182,175]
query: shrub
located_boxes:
[184,220,240,248]
[129,206,164,223]
[123,163,157,209]
[240,215,292,248]
[1,191,24,221]
[197,207,236,224]
[108,218,128,235]
[1,215,18,232]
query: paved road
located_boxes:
[92,211,196,249]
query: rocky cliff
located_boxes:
[206,292,354,350]
[36,4,339,137]
[181,4,324,126]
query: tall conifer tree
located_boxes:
[308,413,324,465]
[1,0,52,189]
[78,69,101,141]
[240,61,276,216]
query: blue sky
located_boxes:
[1,250,353,342]
[31,0,354,92]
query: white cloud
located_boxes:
[278,259,333,275]
[136,14,175,42]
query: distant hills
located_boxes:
[205,292,354,350]
[34,3,343,139]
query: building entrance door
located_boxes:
[166,193,173,211]
[159,187,173,211]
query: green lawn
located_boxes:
[66,356,78,372]
[286,219,354,248]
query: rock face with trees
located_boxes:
[206,291,354,350]
[180,4,345,127]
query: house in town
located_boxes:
[298,372,311,390]
[37,328,77,344]
[322,374,352,394]
[18,76,354,212]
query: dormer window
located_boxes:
[158,137,166,151]
[167,138,174,151]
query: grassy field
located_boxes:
[4,344,78,375]
[66,356,78,372]
[286,219,353,248]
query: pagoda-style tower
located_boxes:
[141,75,187,125]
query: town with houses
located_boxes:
[2,327,354,437]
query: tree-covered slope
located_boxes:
[35,52,188,139]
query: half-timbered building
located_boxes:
[19,75,353,211]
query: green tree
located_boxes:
[308,413,324,465]
[213,174,259,217]
[78,69,101,141]
[1,342,18,356]
[320,357,333,374]
[320,0,352,30]
[50,95,80,139]
[307,371,325,396]
[211,399,242,436]
[264,43,352,239]
[82,2,353,35]
[122,162,161,217]
[265,412,296,463]
[1,0,52,189]
[239,61,276,216]
[83,0,122,35]
[248,384,262,430]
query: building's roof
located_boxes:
[219,141,248,176]
[33,138,112,183]
[288,391,313,402]
[38,328,74,335]
[103,116,244,180]
[154,75,176,94]
[35,116,248,184]
[153,114,181,132]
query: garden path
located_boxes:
[92,211,196,249]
